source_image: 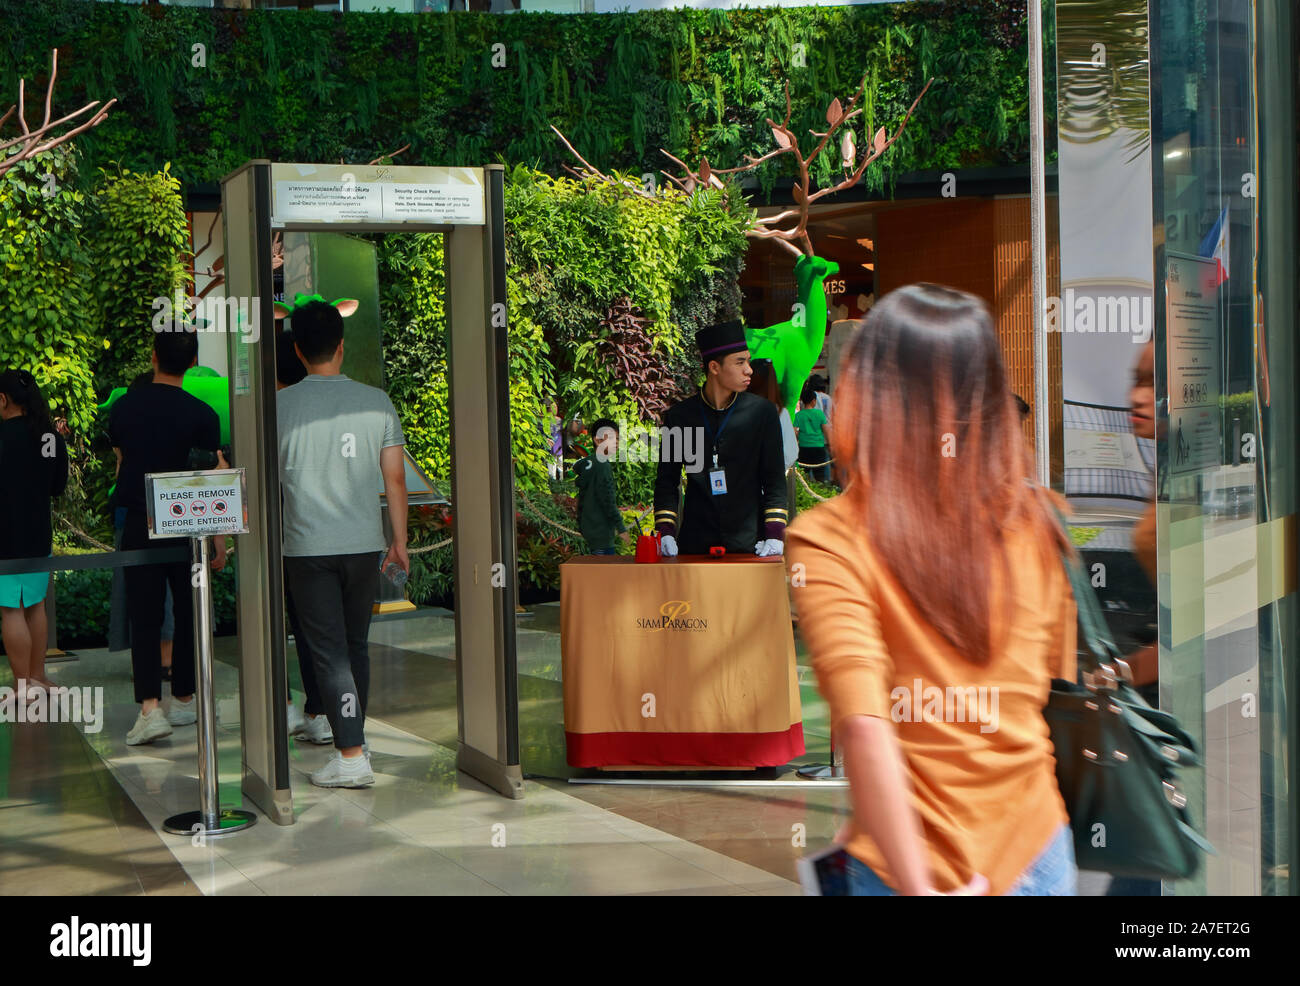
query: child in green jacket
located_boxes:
[572,418,625,554]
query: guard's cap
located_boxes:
[695,320,747,362]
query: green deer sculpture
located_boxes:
[745,254,841,416]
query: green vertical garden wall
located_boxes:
[2,0,1050,611]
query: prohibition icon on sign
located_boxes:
[170,503,186,518]
[191,500,207,517]
[212,500,227,515]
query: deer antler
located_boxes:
[338,144,413,166]
[806,77,933,206]
[0,49,115,178]
[665,76,934,257]
[367,143,409,165]
[552,74,932,258]
[549,125,659,199]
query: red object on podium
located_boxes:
[634,532,661,563]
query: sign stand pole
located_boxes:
[163,533,256,839]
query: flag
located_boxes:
[1198,205,1229,286]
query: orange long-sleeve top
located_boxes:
[786,494,1076,896]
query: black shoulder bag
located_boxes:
[1046,527,1215,880]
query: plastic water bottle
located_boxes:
[379,552,408,589]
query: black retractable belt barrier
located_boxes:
[0,547,190,577]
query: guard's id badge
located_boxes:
[709,468,728,495]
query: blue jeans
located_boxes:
[589,546,617,555]
[845,823,1077,896]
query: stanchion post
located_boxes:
[162,530,255,839]
[151,463,257,840]
[163,530,256,839]
[193,535,219,833]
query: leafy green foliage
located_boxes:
[1220,391,1255,417]
[376,232,451,483]
[794,475,840,513]
[376,166,749,504]
[52,559,236,649]
[0,147,98,437]
[404,503,455,606]
[87,164,189,394]
[2,1,1043,194]
[514,488,583,592]
[503,166,749,497]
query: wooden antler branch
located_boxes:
[185,210,225,300]
[367,143,409,165]
[338,143,413,166]
[806,77,933,206]
[0,49,115,178]
[550,125,659,199]
[552,73,931,258]
[664,75,933,257]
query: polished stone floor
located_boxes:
[1,604,846,895]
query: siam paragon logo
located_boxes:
[636,600,709,632]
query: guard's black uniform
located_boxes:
[654,389,788,555]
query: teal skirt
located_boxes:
[0,562,50,609]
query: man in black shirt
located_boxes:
[109,329,225,746]
[654,320,789,556]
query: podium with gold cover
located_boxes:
[560,555,804,768]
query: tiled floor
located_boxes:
[1,605,829,895]
[366,603,847,882]
[1,603,1127,895]
[0,717,197,896]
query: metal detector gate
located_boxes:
[220,161,522,823]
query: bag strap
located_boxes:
[1050,505,1124,673]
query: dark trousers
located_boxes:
[798,446,831,483]
[283,552,379,750]
[284,579,323,716]
[122,511,195,704]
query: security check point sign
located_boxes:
[145,469,249,539]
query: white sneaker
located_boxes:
[126,708,173,746]
[298,714,333,745]
[310,752,373,788]
[287,703,305,735]
[166,698,197,726]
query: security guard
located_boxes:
[654,320,788,556]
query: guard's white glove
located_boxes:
[659,535,679,557]
[755,538,785,557]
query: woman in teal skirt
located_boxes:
[0,370,68,690]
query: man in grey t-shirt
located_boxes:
[277,299,408,789]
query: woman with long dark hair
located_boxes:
[0,369,68,691]
[786,284,1077,895]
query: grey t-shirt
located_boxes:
[277,374,404,558]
